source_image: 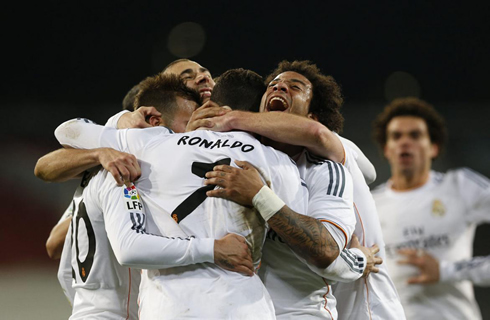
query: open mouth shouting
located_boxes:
[266,95,289,112]
[398,151,414,163]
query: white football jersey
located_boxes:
[372,168,490,320]
[57,203,76,306]
[56,119,308,319]
[258,149,357,319]
[333,140,405,320]
[68,169,141,320]
[440,255,490,286]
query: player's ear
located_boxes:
[430,143,439,159]
[148,115,164,127]
[307,113,318,121]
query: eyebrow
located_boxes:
[179,68,195,76]
[272,77,309,87]
[290,78,308,87]
[180,67,210,76]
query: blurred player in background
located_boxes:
[371,97,490,320]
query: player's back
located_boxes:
[69,169,140,320]
[128,129,307,319]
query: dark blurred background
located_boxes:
[1,1,489,318]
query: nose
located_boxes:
[398,134,413,146]
[196,73,211,85]
[272,81,288,93]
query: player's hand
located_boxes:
[205,160,264,206]
[118,106,161,129]
[97,148,141,185]
[214,233,254,276]
[398,249,440,284]
[185,100,231,132]
[350,235,382,277]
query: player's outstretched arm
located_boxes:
[46,216,71,259]
[205,160,339,268]
[101,181,253,275]
[35,147,141,185]
[398,249,490,286]
[196,110,345,163]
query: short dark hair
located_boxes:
[265,60,344,133]
[211,68,265,112]
[121,84,140,111]
[135,73,201,125]
[161,59,191,73]
[372,97,447,153]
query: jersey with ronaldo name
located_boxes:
[258,149,358,320]
[56,119,308,319]
[333,140,405,320]
[372,168,490,320]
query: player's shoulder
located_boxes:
[447,167,490,189]
[83,168,109,193]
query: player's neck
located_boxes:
[390,169,430,191]
[262,137,303,158]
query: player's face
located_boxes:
[168,96,199,133]
[384,116,439,177]
[260,71,313,117]
[164,60,215,102]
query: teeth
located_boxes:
[270,97,286,105]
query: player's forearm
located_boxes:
[112,231,214,269]
[35,148,101,182]
[319,247,365,282]
[440,256,490,286]
[228,111,344,162]
[267,206,340,269]
[46,217,71,259]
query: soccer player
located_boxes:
[39,74,253,319]
[54,72,311,319]
[371,97,490,320]
[40,58,218,258]
[199,60,403,319]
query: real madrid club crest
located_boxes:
[432,199,446,217]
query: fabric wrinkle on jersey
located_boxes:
[372,168,490,320]
[332,139,405,320]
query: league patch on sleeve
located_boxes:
[124,184,140,200]
[123,184,143,212]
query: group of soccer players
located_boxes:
[35,58,490,319]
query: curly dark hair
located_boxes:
[265,60,344,133]
[372,97,447,154]
[211,68,265,112]
[135,73,201,124]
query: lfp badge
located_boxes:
[124,184,140,200]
